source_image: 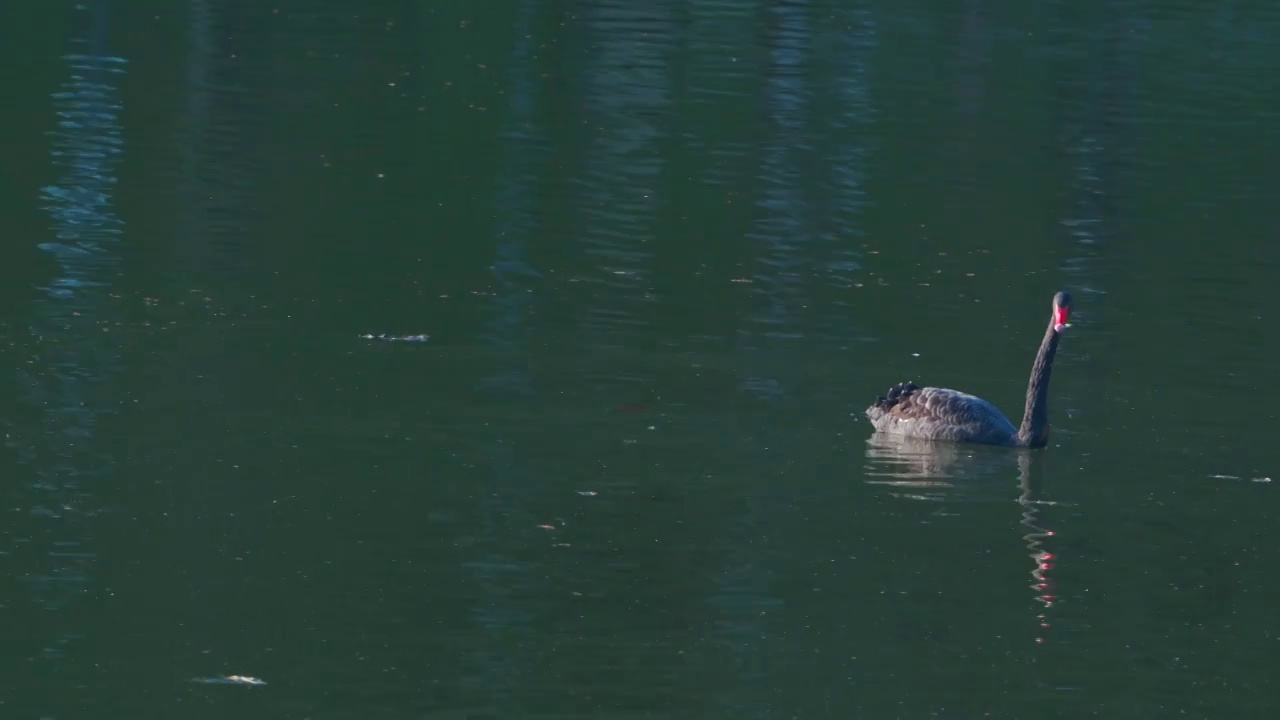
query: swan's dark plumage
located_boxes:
[866,383,1020,446]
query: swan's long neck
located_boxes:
[1015,320,1061,447]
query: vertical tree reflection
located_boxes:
[813,5,876,342]
[173,0,259,277]
[570,3,672,348]
[6,0,126,706]
[739,0,814,358]
[462,0,544,712]
[712,1,822,717]
[1049,0,1142,296]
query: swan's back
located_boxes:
[865,382,1018,446]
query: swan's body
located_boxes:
[867,384,1021,445]
[865,292,1072,448]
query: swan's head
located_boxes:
[1052,291,1072,333]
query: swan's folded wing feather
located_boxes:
[868,385,1018,444]
[901,387,990,423]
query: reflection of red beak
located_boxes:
[1054,306,1070,327]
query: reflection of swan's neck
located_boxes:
[1017,457,1056,643]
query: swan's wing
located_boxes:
[880,386,989,423]
[866,383,1017,442]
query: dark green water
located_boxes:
[3,1,1279,717]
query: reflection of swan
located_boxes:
[862,433,1015,500]
[865,433,973,479]
[864,438,1063,645]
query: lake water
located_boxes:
[3,1,1279,718]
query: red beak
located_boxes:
[1054,306,1070,327]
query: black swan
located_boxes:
[865,292,1072,448]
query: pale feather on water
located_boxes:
[358,333,429,342]
[191,675,267,686]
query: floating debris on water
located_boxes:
[577,491,597,497]
[192,675,267,686]
[359,333,430,342]
[1209,474,1272,483]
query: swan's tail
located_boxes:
[866,381,919,420]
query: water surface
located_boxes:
[3,1,1279,717]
